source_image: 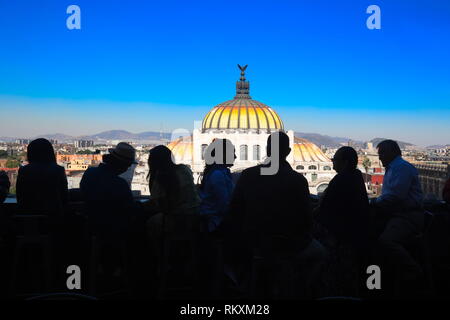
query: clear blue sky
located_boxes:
[0,0,449,146]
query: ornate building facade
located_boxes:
[167,66,335,194]
[414,162,450,200]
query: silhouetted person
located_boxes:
[0,171,10,204]
[197,139,236,297]
[199,139,236,232]
[80,142,141,288]
[443,177,450,205]
[145,145,200,296]
[80,142,139,241]
[314,146,370,296]
[16,138,68,289]
[16,138,68,217]
[316,146,370,250]
[145,145,200,219]
[224,132,327,297]
[371,139,424,293]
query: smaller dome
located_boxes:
[167,136,193,164]
[293,137,330,163]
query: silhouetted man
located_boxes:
[315,146,370,296]
[81,142,139,240]
[80,142,141,284]
[371,139,424,290]
[316,146,370,251]
[225,132,327,297]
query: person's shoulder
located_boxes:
[397,157,417,172]
[241,164,262,177]
[291,169,308,185]
[55,164,66,174]
[177,164,193,175]
[82,166,96,176]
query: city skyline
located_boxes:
[1,0,449,146]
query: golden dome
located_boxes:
[202,99,283,132]
[167,136,193,164]
[202,65,284,132]
[293,137,331,163]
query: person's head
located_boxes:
[201,139,235,188]
[27,138,56,164]
[147,145,178,193]
[103,142,137,175]
[377,139,402,167]
[148,145,175,174]
[332,146,358,173]
[267,131,291,160]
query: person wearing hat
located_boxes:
[81,142,139,237]
[80,142,141,280]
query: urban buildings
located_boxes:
[74,140,94,148]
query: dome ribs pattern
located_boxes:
[167,136,193,163]
[202,100,284,131]
[293,137,331,163]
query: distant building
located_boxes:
[414,162,450,200]
[166,66,335,195]
[16,139,31,145]
[74,140,94,148]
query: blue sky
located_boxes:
[0,0,449,146]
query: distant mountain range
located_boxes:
[294,133,416,149]
[369,138,414,149]
[1,130,440,149]
[426,144,450,149]
[294,132,364,148]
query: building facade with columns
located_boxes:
[414,162,450,200]
[167,66,335,194]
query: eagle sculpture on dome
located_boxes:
[238,64,248,72]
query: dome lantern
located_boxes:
[234,64,251,99]
[202,65,284,133]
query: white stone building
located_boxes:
[167,66,335,195]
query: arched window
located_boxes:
[311,173,318,181]
[240,145,248,160]
[308,165,317,170]
[253,145,261,160]
[201,144,207,160]
[296,165,304,170]
[323,166,332,171]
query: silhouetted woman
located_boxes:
[199,139,235,232]
[16,138,68,288]
[147,145,200,216]
[16,138,68,217]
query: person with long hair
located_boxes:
[16,138,68,216]
[199,139,236,232]
[146,145,200,216]
[145,145,200,285]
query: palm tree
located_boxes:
[362,157,371,184]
